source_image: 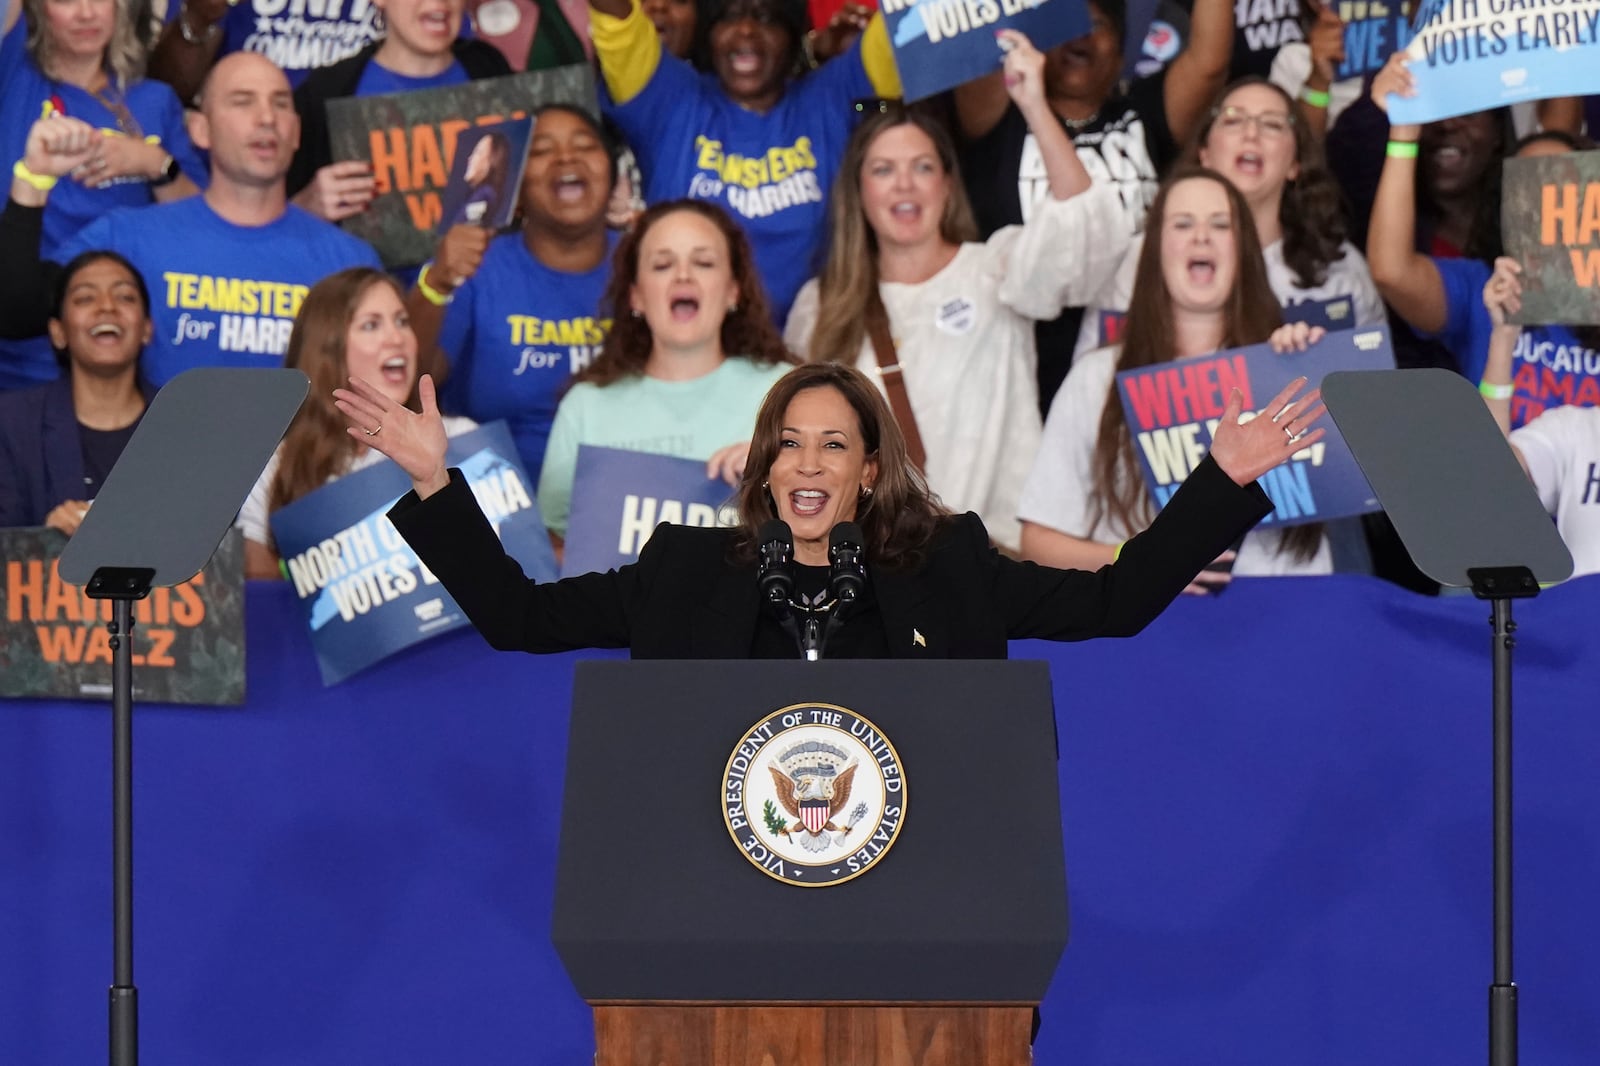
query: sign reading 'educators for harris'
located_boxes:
[882,0,1092,102]
[1334,1,1417,79]
[0,528,246,706]
[270,422,557,685]
[327,67,596,268]
[1385,0,1600,125]
[1115,328,1395,527]
[561,446,739,578]
[1502,149,1600,326]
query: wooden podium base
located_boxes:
[593,1003,1034,1066]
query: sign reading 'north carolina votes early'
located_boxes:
[882,0,1092,101]
[1502,149,1600,326]
[270,422,556,685]
[1386,0,1600,125]
[0,528,245,706]
[723,703,907,888]
[1115,328,1395,526]
[328,67,596,267]
[560,446,738,578]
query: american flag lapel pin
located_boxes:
[912,628,926,648]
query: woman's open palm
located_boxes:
[333,374,451,497]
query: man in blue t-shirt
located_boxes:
[0,53,381,386]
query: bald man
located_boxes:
[0,53,382,385]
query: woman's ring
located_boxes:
[364,424,382,437]
[1283,424,1296,440]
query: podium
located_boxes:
[551,659,1068,1066]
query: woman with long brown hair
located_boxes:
[333,358,1322,657]
[1019,167,1332,591]
[1074,76,1385,358]
[784,30,1127,553]
[238,267,473,578]
[533,198,796,541]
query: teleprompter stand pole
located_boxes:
[1471,567,1536,1066]
[87,567,156,1066]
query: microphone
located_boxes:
[828,522,866,607]
[756,520,794,619]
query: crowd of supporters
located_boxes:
[2,0,1597,585]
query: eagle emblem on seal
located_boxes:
[767,740,864,854]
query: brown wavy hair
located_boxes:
[1187,77,1348,290]
[807,105,978,364]
[269,269,431,518]
[1091,167,1323,562]
[575,199,794,387]
[733,363,946,570]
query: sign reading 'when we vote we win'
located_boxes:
[1115,330,1395,526]
[270,423,557,685]
[882,0,1091,101]
[1387,0,1600,124]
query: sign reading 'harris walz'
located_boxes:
[1115,328,1394,526]
[327,66,596,267]
[270,422,557,685]
[0,528,246,705]
[724,703,907,888]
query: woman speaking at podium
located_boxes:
[335,355,1323,658]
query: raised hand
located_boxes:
[23,114,100,178]
[1306,1,1346,85]
[1482,256,1524,327]
[333,374,451,498]
[294,161,377,222]
[430,224,492,294]
[997,29,1046,112]
[1208,377,1327,487]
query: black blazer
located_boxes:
[0,376,153,527]
[390,455,1274,659]
[288,39,513,197]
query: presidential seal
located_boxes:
[722,703,906,887]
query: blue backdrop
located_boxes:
[2,575,1597,1064]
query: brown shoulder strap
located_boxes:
[864,300,927,472]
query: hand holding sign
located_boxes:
[1209,376,1329,488]
[430,224,493,295]
[1482,256,1525,326]
[998,29,1046,108]
[334,374,451,498]
[1370,50,1420,138]
[1270,321,1328,352]
[295,160,378,222]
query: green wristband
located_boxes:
[1479,381,1514,401]
[1300,86,1331,109]
[1386,140,1420,159]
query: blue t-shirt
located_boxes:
[604,47,871,325]
[218,0,382,89]
[437,231,617,477]
[56,199,381,386]
[0,19,210,388]
[1432,257,1600,428]
[205,2,472,88]
[354,59,469,96]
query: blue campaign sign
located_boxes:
[270,421,557,685]
[883,0,1092,102]
[1115,327,1396,527]
[1281,294,1360,332]
[1386,0,1600,124]
[1336,11,1416,78]
[561,445,739,578]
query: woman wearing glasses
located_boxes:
[0,0,205,389]
[1018,166,1334,590]
[783,31,1128,554]
[1074,77,1384,359]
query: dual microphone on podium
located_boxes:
[755,520,866,660]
